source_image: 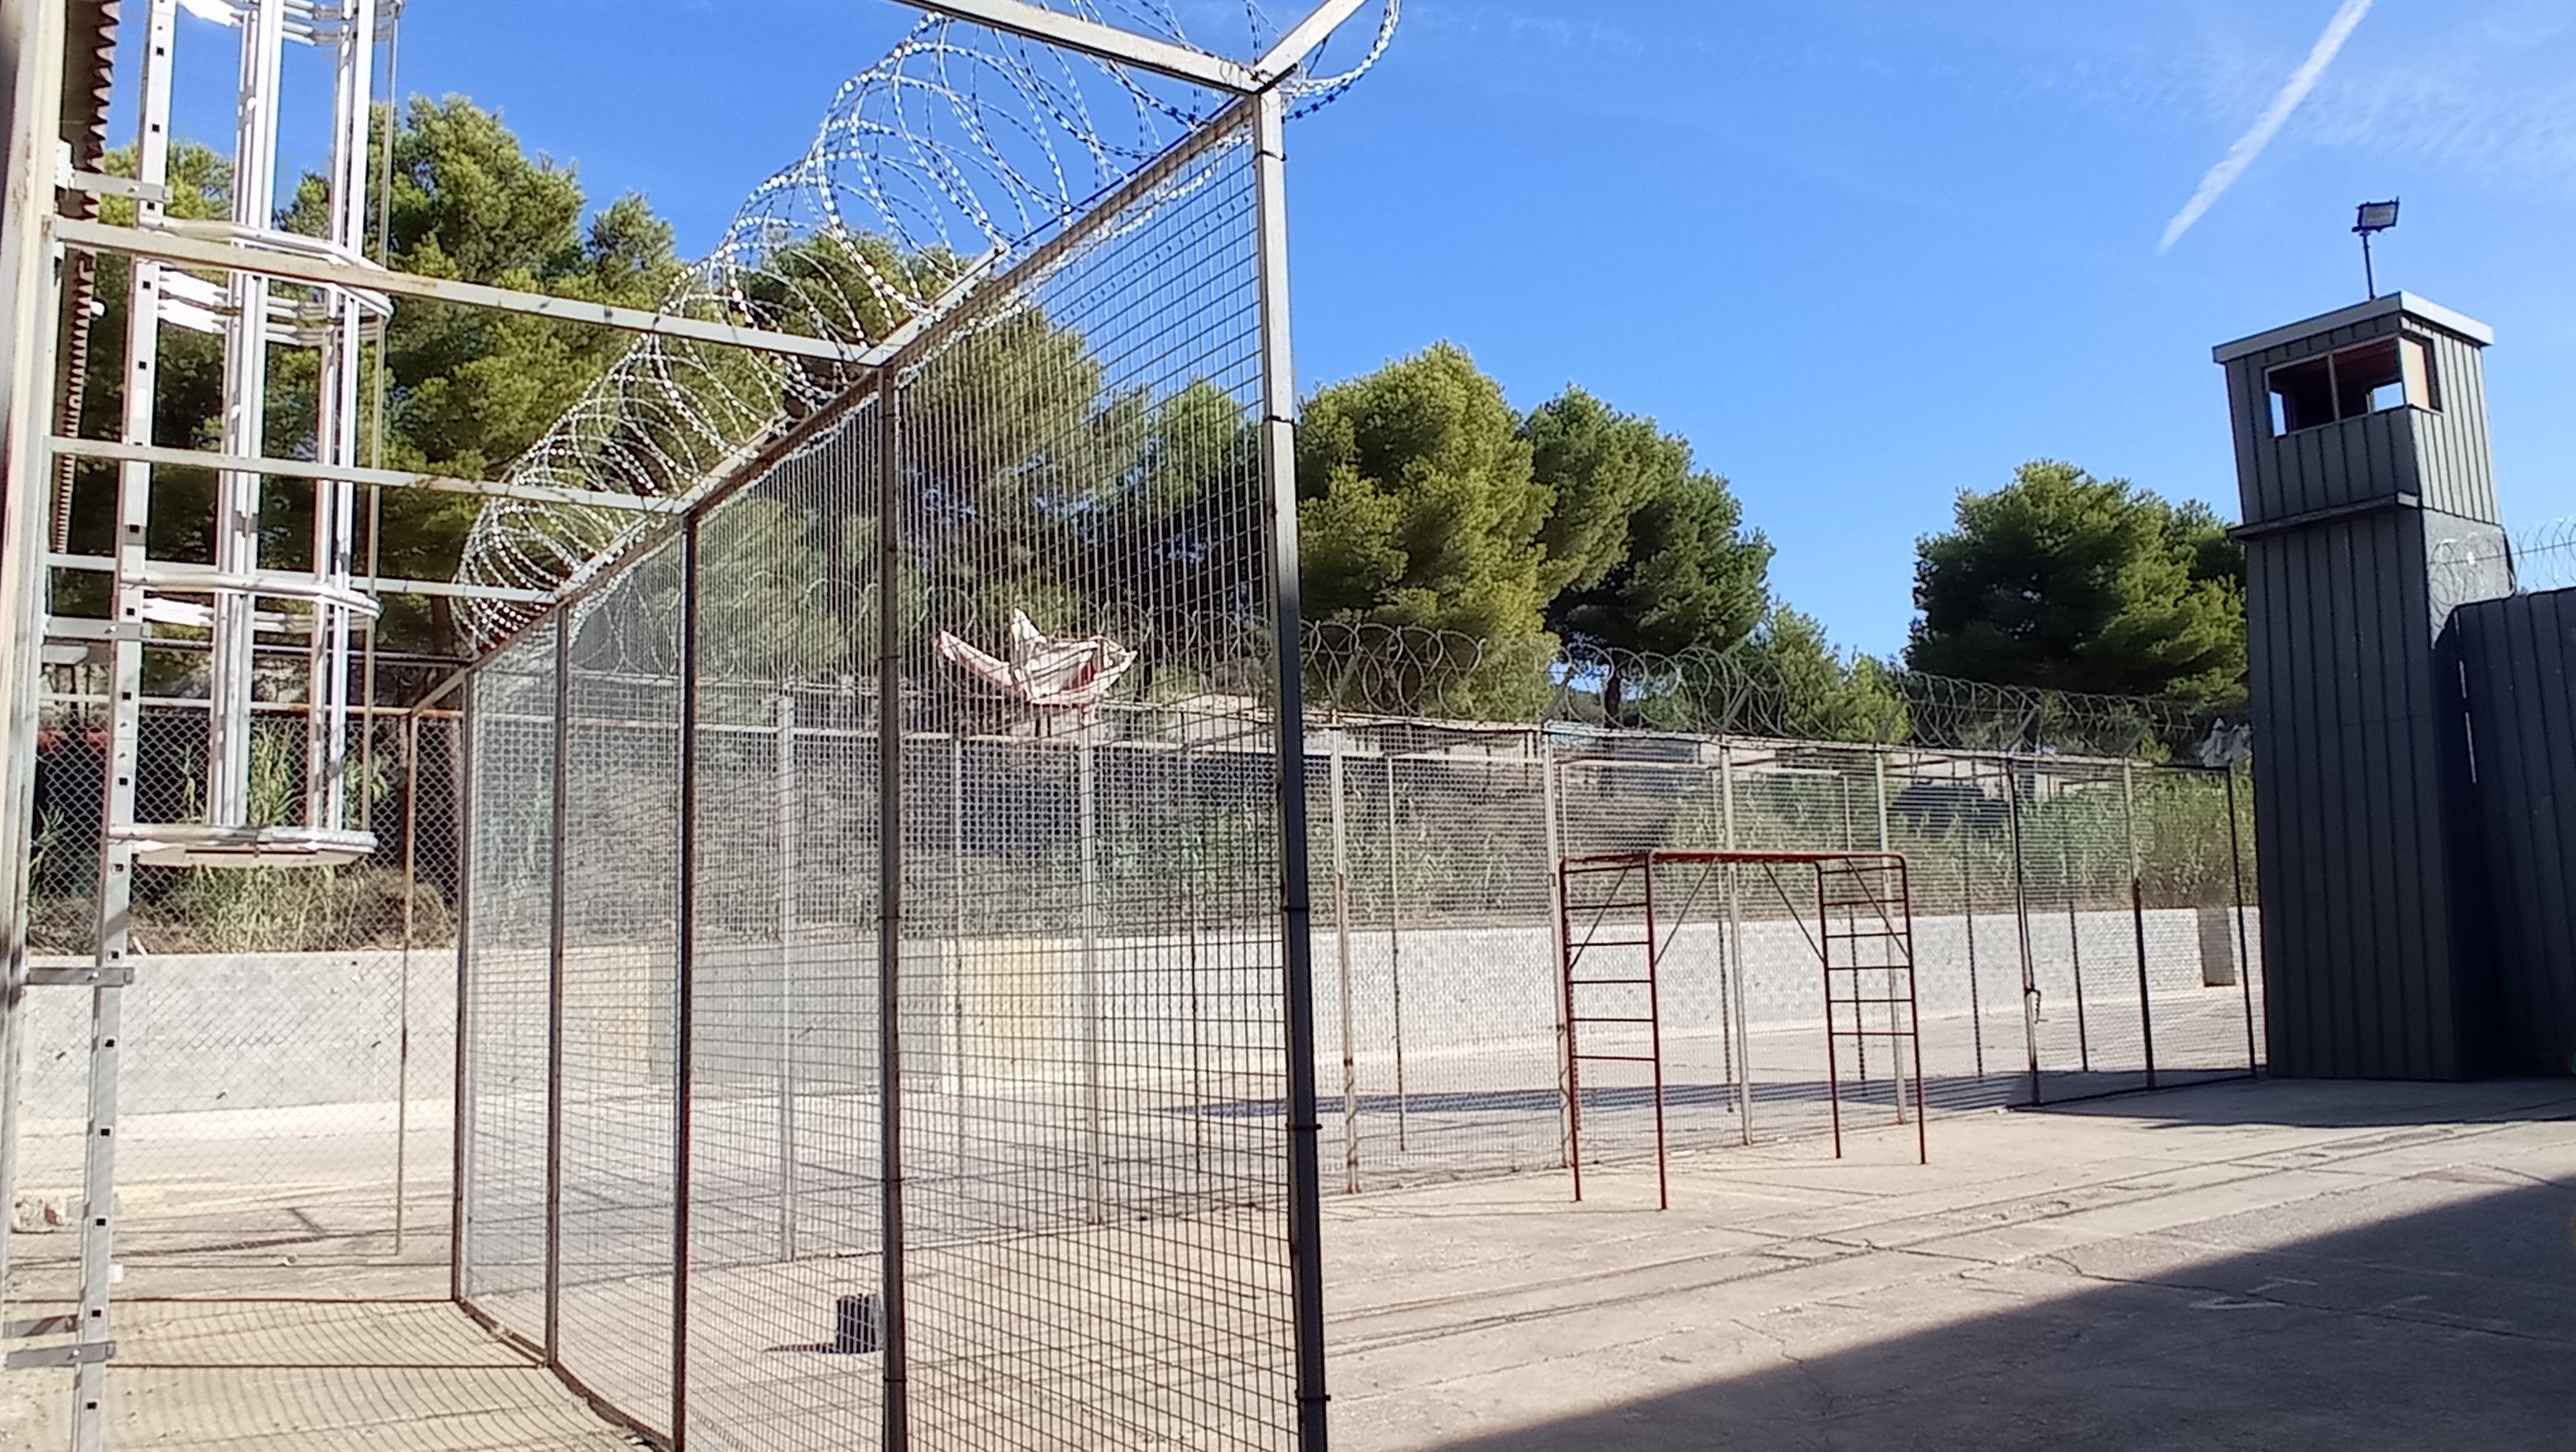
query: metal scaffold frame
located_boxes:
[1558,848,1929,1207]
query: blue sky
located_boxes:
[142,1,2576,658]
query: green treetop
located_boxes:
[1906,460,2246,703]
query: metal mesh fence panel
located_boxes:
[8,690,462,1323]
[1312,724,1563,1193]
[2132,765,2266,1088]
[1269,727,2268,1198]
[2009,758,2146,1102]
[447,101,1309,1450]
[460,631,559,1344]
[556,549,686,1438]
[889,113,1299,1452]
[682,403,888,1452]
[1894,753,2035,1113]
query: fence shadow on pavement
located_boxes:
[1408,1175,2576,1452]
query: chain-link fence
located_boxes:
[7,94,2267,1452]
[9,656,2263,1445]
[1308,719,2262,1195]
[441,102,1311,1452]
[9,682,462,1317]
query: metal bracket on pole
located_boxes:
[27,966,137,989]
[1252,0,1374,80]
[6,1340,117,1370]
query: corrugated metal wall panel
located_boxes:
[2453,589,2576,1075]
[2244,508,2481,1079]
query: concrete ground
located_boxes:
[5,1077,2570,1450]
[1326,1077,2576,1452]
[0,1183,640,1452]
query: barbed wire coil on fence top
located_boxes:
[1292,622,2237,762]
[2425,514,2576,619]
[453,3,1398,650]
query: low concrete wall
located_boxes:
[13,904,2260,1121]
[17,949,457,1121]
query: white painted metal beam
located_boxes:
[904,1,1258,91]
[46,552,554,606]
[1255,0,1372,83]
[51,215,881,364]
[46,436,689,515]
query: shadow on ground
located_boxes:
[2044,1074,2576,1130]
[1417,1169,2576,1452]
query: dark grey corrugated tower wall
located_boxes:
[2215,294,2510,1080]
[2448,589,2576,1076]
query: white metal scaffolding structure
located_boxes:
[1,2,1385,1447]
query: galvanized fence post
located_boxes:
[874,375,912,1452]
[397,710,420,1252]
[1255,82,1330,1450]
[775,691,799,1262]
[1330,726,1357,1192]
[672,516,702,1448]
[1383,753,1406,1151]
[1881,749,1908,1125]
[2063,836,2091,1075]
[1721,742,1751,1143]
[2226,766,2259,1074]
[1705,757,1734,1090]
[1960,764,1986,1081]
[1540,730,1570,1166]
[450,687,477,1308]
[543,611,570,1364]
[2125,762,2156,1089]
[2005,757,2042,1106]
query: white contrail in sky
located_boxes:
[2161,0,2376,251]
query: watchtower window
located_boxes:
[2267,335,2439,436]
[2269,357,2334,434]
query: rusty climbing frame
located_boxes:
[1558,849,1928,1206]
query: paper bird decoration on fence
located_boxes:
[935,610,1136,711]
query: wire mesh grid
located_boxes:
[459,630,560,1345]
[890,114,1297,1452]
[8,687,462,1326]
[1311,724,1563,1192]
[449,109,1302,1450]
[556,548,687,1437]
[1287,720,2265,1197]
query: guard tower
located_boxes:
[2213,294,2511,1080]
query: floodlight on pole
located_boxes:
[2353,198,2399,299]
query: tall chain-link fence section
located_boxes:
[10,683,462,1315]
[1305,719,2263,1195]
[448,108,1305,1450]
[9,663,2262,1441]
